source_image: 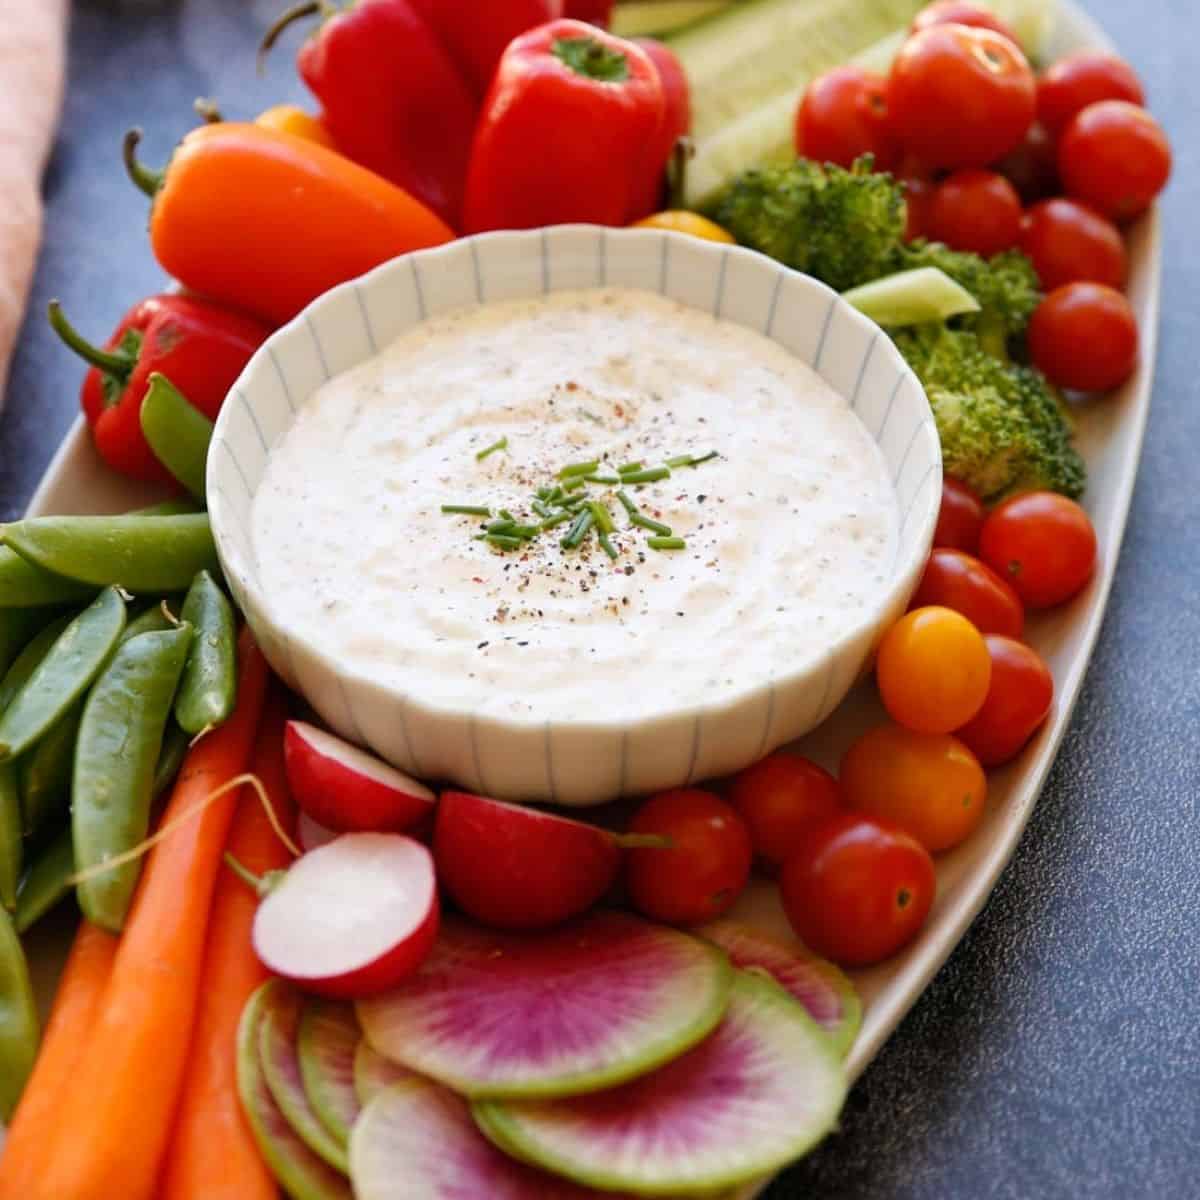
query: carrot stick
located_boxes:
[160,686,295,1200]
[0,921,118,1195]
[14,630,269,1200]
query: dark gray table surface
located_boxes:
[2,2,1197,1196]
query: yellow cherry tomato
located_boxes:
[876,605,991,733]
[631,211,736,243]
[841,723,987,853]
[255,105,336,149]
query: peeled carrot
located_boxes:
[160,687,296,1200]
[0,921,118,1197]
[17,630,269,1200]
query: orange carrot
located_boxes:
[0,921,118,1197]
[160,687,296,1200]
[16,630,269,1200]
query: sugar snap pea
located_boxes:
[0,587,127,763]
[133,499,200,517]
[153,720,190,801]
[0,546,95,609]
[2,513,219,593]
[119,599,176,644]
[73,624,192,933]
[0,908,38,1120]
[0,609,49,677]
[14,828,73,934]
[18,701,83,838]
[175,571,236,734]
[0,769,19,912]
[140,373,214,503]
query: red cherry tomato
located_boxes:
[979,491,1097,609]
[1058,100,1171,222]
[729,752,842,871]
[929,169,1023,256]
[934,476,986,552]
[1028,282,1138,393]
[911,548,1024,638]
[1037,50,1145,136]
[888,25,1035,169]
[795,66,900,172]
[625,789,752,925]
[910,0,1020,45]
[902,174,938,242]
[995,121,1059,203]
[1020,197,1126,291]
[779,812,936,967]
[957,635,1054,765]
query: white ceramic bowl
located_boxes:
[208,226,940,806]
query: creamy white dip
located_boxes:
[252,288,899,723]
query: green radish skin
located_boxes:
[353,1041,415,1107]
[298,999,362,1147]
[472,972,847,1196]
[237,982,353,1200]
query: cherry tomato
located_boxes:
[995,121,1059,203]
[795,66,900,172]
[910,0,1020,45]
[1020,197,1126,291]
[1027,282,1138,393]
[780,812,936,967]
[840,723,987,853]
[625,789,752,925]
[902,174,938,242]
[632,211,735,243]
[929,169,1023,256]
[1037,50,1145,136]
[979,491,1097,608]
[729,752,842,870]
[911,548,1024,638]
[1058,100,1171,222]
[957,635,1054,765]
[934,476,986,552]
[888,25,1036,169]
[876,606,991,734]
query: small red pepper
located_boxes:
[48,296,270,484]
[631,38,693,217]
[464,19,665,233]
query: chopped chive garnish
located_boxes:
[616,489,639,517]
[546,486,565,503]
[506,524,541,540]
[540,510,573,530]
[486,519,517,534]
[442,504,491,516]
[499,508,515,522]
[589,501,615,534]
[531,499,552,519]
[475,436,508,462]
[647,536,686,551]
[559,459,599,479]
[487,533,524,550]
[563,476,588,492]
[598,532,618,561]
[689,450,719,466]
[665,453,694,468]
[621,467,670,485]
[472,533,487,541]
[632,513,672,537]
[585,473,621,485]
[618,461,643,474]
[561,508,595,550]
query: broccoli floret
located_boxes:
[893,325,1086,501]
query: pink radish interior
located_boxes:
[256,834,436,979]
[294,722,436,804]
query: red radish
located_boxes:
[244,833,439,999]
[298,811,338,853]
[285,721,436,833]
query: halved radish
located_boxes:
[473,972,847,1195]
[357,911,731,1099]
[299,1000,362,1145]
[354,1041,415,1107]
[299,811,339,852]
[285,721,436,833]
[253,834,439,998]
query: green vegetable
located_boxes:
[175,571,237,735]
[648,536,687,550]
[0,610,49,679]
[0,547,94,609]
[611,0,732,39]
[152,721,191,802]
[139,373,214,502]
[0,770,18,912]
[18,702,83,838]
[14,828,74,935]
[475,437,508,462]
[441,505,491,517]
[842,267,981,327]
[0,908,38,1120]
[119,600,176,645]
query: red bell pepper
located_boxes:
[48,296,270,485]
[564,0,613,25]
[464,19,665,233]
[631,38,693,217]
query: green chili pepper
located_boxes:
[119,599,176,645]
[0,588,127,763]
[2,513,219,593]
[0,547,95,609]
[18,701,83,838]
[0,609,49,678]
[174,571,236,734]
[73,624,192,932]
[153,720,191,801]
[140,374,214,503]
[0,908,38,1120]
[14,828,73,935]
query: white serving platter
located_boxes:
[12,2,1158,1194]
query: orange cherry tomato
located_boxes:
[1028,282,1138,393]
[911,548,1024,638]
[876,606,992,733]
[1037,50,1145,137]
[934,476,986,553]
[255,104,336,148]
[929,168,1023,256]
[632,211,735,243]
[840,722,987,853]
[957,635,1055,765]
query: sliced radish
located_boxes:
[253,834,438,998]
[353,1041,416,1107]
[299,1000,362,1145]
[299,811,339,853]
[285,721,436,833]
[473,972,847,1195]
[356,911,731,1099]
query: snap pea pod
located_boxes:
[0,547,95,609]
[73,625,192,932]
[17,701,83,838]
[0,609,49,677]
[140,373,214,503]
[0,587,127,762]
[152,719,191,801]
[133,498,200,517]
[175,571,236,734]
[14,828,73,934]
[2,513,219,593]
[119,599,176,645]
[0,907,38,1120]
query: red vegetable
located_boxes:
[563,0,613,24]
[633,38,692,215]
[929,168,1023,256]
[48,295,268,485]
[911,547,1025,638]
[795,66,899,172]
[1028,281,1138,393]
[933,476,986,553]
[956,635,1054,766]
[910,0,1019,44]
[1037,50,1145,136]
[1020,197,1127,291]
[464,19,664,232]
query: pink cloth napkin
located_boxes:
[0,0,68,401]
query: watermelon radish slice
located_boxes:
[473,972,847,1196]
[299,1000,362,1145]
[354,1041,416,1106]
[237,981,353,1200]
[259,982,349,1173]
[357,911,731,1099]
[350,1075,640,1199]
[698,919,861,1058]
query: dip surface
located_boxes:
[252,288,899,722]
